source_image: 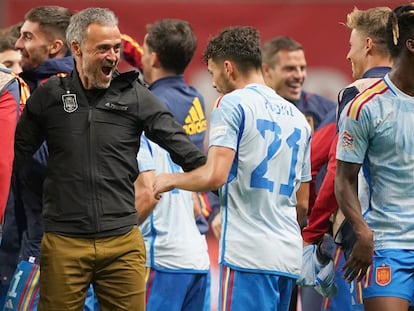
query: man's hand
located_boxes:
[211,213,222,240]
[342,225,373,282]
[153,173,174,199]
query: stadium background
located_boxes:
[1,0,401,309]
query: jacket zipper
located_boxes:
[88,104,100,232]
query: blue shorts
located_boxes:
[219,264,295,311]
[145,267,208,311]
[3,260,99,311]
[3,260,39,311]
[363,249,414,305]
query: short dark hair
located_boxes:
[0,35,17,53]
[203,26,262,73]
[386,3,414,59]
[261,36,303,66]
[24,6,72,43]
[146,19,197,74]
[0,22,22,39]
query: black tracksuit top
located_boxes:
[14,69,206,238]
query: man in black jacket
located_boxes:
[14,7,206,311]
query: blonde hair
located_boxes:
[346,7,391,56]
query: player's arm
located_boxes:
[154,145,235,196]
[14,86,46,171]
[296,181,309,228]
[210,213,222,240]
[335,159,373,282]
[134,169,159,224]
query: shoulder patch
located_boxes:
[346,79,388,120]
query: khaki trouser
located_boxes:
[38,226,146,311]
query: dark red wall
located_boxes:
[4,0,400,103]
[4,1,398,77]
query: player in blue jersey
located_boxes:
[318,7,392,311]
[141,18,207,151]
[135,135,210,311]
[335,4,414,311]
[154,25,312,311]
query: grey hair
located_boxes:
[66,7,118,48]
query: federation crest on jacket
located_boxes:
[62,93,78,113]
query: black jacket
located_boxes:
[14,69,206,237]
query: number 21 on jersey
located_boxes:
[250,119,301,197]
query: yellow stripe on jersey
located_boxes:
[22,266,40,311]
[347,79,388,121]
[222,266,231,311]
[121,33,144,54]
[145,267,151,282]
[198,193,210,218]
[12,72,30,106]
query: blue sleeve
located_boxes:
[208,94,242,151]
[336,103,370,164]
[137,135,155,172]
[302,135,312,182]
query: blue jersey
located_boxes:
[137,135,210,272]
[337,74,414,251]
[210,83,311,276]
[149,75,207,151]
[338,67,391,217]
[338,66,391,122]
[294,91,336,133]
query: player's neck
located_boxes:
[235,71,266,89]
[389,60,414,96]
[150,68,177,85]
[366,55,392,71]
